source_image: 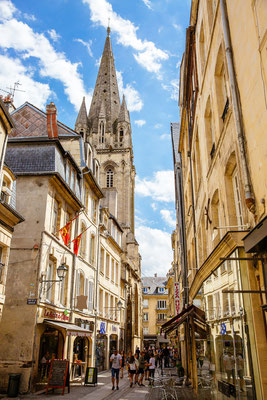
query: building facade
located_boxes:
[142,275,169,349]
[168,0,267,398]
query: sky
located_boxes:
[0,0,190,277]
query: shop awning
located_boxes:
[44,320,93,337]
[161,305,207,338]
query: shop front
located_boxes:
[96,333,108,372]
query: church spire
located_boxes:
[88,28,120,136]
[75,96,88,136]
[118,95,130,123]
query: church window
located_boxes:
[119,129,124,143]
[100,122,105,144]
[107,169,114,188]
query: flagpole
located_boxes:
[56,210,83,235]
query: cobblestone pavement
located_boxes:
[0,368,200,400]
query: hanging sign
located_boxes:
[174,282,180,315]
[100,322,106,334]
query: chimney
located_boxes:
[154,273,157,278]
[46,102,58,138]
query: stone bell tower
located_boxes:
[75,27,135,236]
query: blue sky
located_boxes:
[0,0,190,277]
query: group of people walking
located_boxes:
[109,347,156,391]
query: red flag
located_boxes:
[73,233,82,256]
[59,222,71,246]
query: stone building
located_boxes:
[75,28,142,353]
[0,99,24,321]
[142,275,169,349]
[166,0,267,398]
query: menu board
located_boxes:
[84,367,97,386]
[46,359,70,395]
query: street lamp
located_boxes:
[56,262,68,281]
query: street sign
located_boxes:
[220,323,227,335]
[100,322,106,334]
[27,298,37,305]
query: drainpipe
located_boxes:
[220,0,255,214]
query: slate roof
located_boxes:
[10,102,79,138]
[141,276,168,295]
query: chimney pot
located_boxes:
[46,102,58,138]
[154,273,157,277]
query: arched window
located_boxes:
[99,121,105,144]
[80,223,87,258]
[107,168,114,188]
[225,152,244,227]
[215,45,229,124]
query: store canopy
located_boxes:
[161,305,207,338]
[44,319,92,337]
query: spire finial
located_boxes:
[107,18,110,36]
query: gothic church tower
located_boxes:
[75,29,141,351]
[76,27,135,237]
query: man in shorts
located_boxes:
[110,349,122,390]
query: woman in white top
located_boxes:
[148,352,156,386]
[128,355,137,387]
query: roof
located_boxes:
[141,276,168,295]
[0,98,15,130]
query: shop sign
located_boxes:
[100,322,106,334]
[67,331,92,337]
[44,308,69,321]
[174,282,180,315]
[111,325,117,332]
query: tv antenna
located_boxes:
[0,81,25,101]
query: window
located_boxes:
[90,235,95,264]
[119,129,124,143]
[143,327,149,335]
[80,223,87,258]
[46,260,54,302]
[204,96,215,159]
[115,262,119,285]
[100,121,105,143]
[158,287,165,293]
[230,292,235,315]
[52,199,60,235]
[207,295,214,320]
[88,281,94,310]
[107,169,114,188]
[0,247,4,282]
[59,265,68,306]
[157,300,167,309]
[100,247,105,274]
[143,312,149,321]
[106,253,110,279]
[223,292,230,316]
[158,313,166,321]
[215,291,221,318]
[143,299,148,308]
[66,163,70,185]
[111,258,114,282]
[83,184,89,213]
[91,197,97,223]
[215,45,229,124]
[143,287,148,293]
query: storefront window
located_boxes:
[96,334,107,372]
[199,250,255,399]
[72,337,89,378]
[38,327,64,382]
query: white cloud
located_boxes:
[136,225,172,276]
[0,0,16,21]
[23,13,36,22]
[162,79,179,101]
[134,119,146,127]
[160,133,170,140]
[0,2,91,111]
[117,71,143,112]
[75,38,93,57]
[141,0,152,10]
[0,54,52,109]
[82,0,168,78]
[136,170,174,203]
[95,56,101,67]
[151,203,157,211]
[154,123,162,129]
[47,29,61,42]
[160,209,176,228]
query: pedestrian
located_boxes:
[126,351,132,378]
[128,355,137,387]
[144,349,150,380]
[237,353,245,391]
[120,350,125,379]
[134,353,140,384]
[138,351,146,386]
[136,346,140,359]
[110,349,122,390]
[148,351,156,386]
[41,351,50,380]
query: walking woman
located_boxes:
[148,352,156,387]
[128,355,137,387]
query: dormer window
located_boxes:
[158,287,165,293]
[143,287,148,293]
[107,168,114,188]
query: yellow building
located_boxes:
[168,0,267,398]
[142,275,169,349]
